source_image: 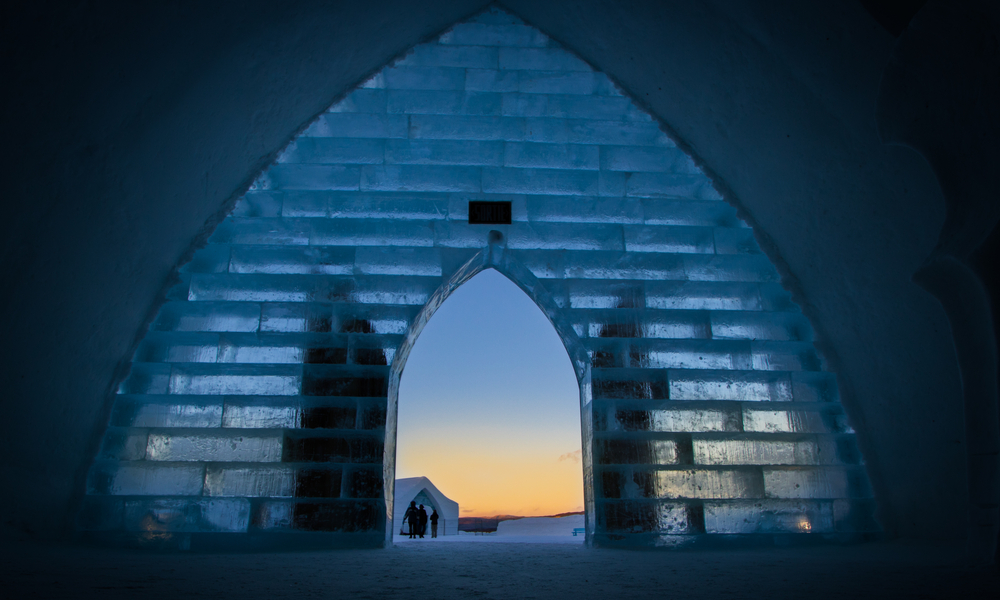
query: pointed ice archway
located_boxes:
[79,6,877,550]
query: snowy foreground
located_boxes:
[3,539,998,599]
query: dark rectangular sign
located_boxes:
[468,201,512,225]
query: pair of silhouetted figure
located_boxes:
[403,502,439,538]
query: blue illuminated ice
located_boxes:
[81,5,874,546]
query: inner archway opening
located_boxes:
[394,269,583,541]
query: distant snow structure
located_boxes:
[394,477,459,536]
[496,514,585,536]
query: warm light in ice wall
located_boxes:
[396,269,584,517]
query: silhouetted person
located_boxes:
[403,501,419,539]
[418,504,428,538]
[430,509,439,538]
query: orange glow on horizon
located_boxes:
[397,433,584,517]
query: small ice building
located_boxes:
[394,477,459,536]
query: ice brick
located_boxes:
[669,370,793,402]
[385,139,502,166]
[742,409,839,434]
[222,402,300,429]
[146,432,283,462]
[763,467,856,499]
[205,466,296,497]
[704,500,834,534]
[652,468,765,499]
[169,364,301,396]
[89,463,205,496]
[396,44,498,69]
[111,398,223,428]
[693,439,836,466]
[124,498,250,533]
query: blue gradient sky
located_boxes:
[395,269,583,516]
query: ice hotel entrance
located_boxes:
[79,6,876,549]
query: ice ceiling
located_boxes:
[79,7,876,549]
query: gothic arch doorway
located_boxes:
[80,6,875,549]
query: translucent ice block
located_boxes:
[526,195,643,224]
[117,363,171,395]
[631,339,753,370]
[704,500,834,534]
[204,466,296,497]
[396,44,498,70]
[354,247,442,276]
[645,281,762,311]
[668,370,793,402]
[146,432,283,462]
[506,222,625,251]
[135,333,220,363]
[111,397,223,428]
[216,341,306,364]
[278,137,385,164]
[97,428,149,460]
[89,463,205,496]
[152,302,260,333]
[613,408,739,432]
[652,468,765,499]
[522,118,671,147]
[230,246,355,275]
[390,88,501,116]
[222,402,300,429]
[309,218,435,247]
[710,311,812,341]
[168,364,302,396]
[553,251,685,281]
[742,408,837,434]
[212,217,310,246]
[260,303,333,333]
[327,88,387,113]
[264,164,363,192]
[763,467,853,499]
[502,93,641,121]
[692,439,835,466]
[385,138,503,165]
[189,273,327,302]
[641,198,742,227]
[681,254,779,283]
[124,498,250,533]
[596,439,678,465]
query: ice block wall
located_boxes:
[78,6,877,549]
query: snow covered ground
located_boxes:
[2,538,998,599]
[394,515,586,544]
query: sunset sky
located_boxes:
[395,269,583,517]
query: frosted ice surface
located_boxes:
[90,464,205,496]
[124,498,250,533]
[205,467,296,497]
[146,432,283,462]
[763,468,852,499]
[222,404,300,429]
[169,366,301,396]
[112,400,223,428]
[742,409,834,434]
[693,439,836,466]
[704,501,834,534]
[669,371,793,402]
[654,469,764,500]
[610,408,738,433]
